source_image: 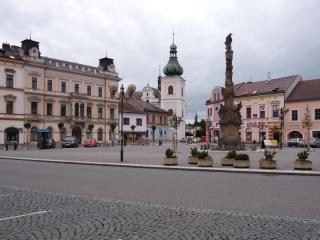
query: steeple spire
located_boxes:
[158,64,162,90]
[163,33,183,76]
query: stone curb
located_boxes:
[0,155,320,176]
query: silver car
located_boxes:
[287,138,305,147]
[307,138,320,148]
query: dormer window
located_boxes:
[168,86,174,95]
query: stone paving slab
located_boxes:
[0,185,319,240]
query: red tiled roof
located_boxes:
[234,75,299,97]
[286,79,320,102]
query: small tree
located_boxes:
[302,105,312,151]
[151,125,156,142]
[130,125,136,142]
[57,122,64,145]
[110,123,117,145]
[88,124,94,139]
[169,114,182,152]
[24,122,31,149]
[206,119,212,142]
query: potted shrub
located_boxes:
[221,150,237,166]
[163,148,177,166]
[188,146,199,164]
[294,151,312,170]
[233,153,250,168]
[259,150,277,169]
[197,151,213,167]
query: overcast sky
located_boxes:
[1,0,320,122]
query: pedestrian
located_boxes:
[159,139,162,146]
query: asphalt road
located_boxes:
[0,158,319,220]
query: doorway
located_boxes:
[72,126,82,144]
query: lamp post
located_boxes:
[120,84,124,162]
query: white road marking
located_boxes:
[0,194,12,197]
[0,210,51,221]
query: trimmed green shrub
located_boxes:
[225,150,237,159]
[235,153,249,160]
[190,146,199,157]
[198,151,212,160]
[165,148,176,158]
[264,150,276,161]
[297,151,309,161]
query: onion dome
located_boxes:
[163,39,183,76]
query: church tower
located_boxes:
[161,34,186,140]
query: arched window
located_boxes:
[75,103,79,117]
[31,127,37,141]
[47,127,53,138]
[97,128,103,141]
[168,109,173,116]
[168,86,174,95]
[80,103,84,117]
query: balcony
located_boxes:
[107,118,118,125]
[25,114,44,122]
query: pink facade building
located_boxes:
[284,79,320,143]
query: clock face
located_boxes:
[29,47,39,57]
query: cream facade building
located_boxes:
[0,39,120,145]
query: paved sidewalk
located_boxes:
[1,186,319,240]
[0,143,319,174]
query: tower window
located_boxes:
[6,74,14,88]
[168,86,174,95]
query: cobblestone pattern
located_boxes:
[0,186,319,240]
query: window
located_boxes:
[97,128,103,141]
[146,115,149,123]
[208,108,212,117]
[61,104,66,117]
[32,77,37,89]
[31,127,37,141]
[181,87,184,96]
[164,117,167,123]
[87,85,91,96]
[47,80,52,91]
[168,109,173,116]
[182,109,184,117]
[315,109,320,120]
[47,103,53,116]
[6,101,13,114]
[75,103,79,117]
[291,110,298,121]
[136,118,142,126]
[80,103,84,117]
[259,106,265,118]
[246,132,252,142]
[160,116,162,124]
[272,105,279,118]
[313,131,320,138]
[61,81,66,93]
[152,115,155,124]
[246,107,252,119]
[110,108,114,119]
[124,118,130,125]
[87,106,92,118]
[98,87,103,97]
[31,102,37,114]
[168,85,173,95]
[6,74,13,88]
[214,93,216,101]
[61,128,66,140]
[98,107,103,119]
[75,84,80,94]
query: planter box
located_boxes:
[233,159,250,168]
[294,159,312,170]
[259,159,277,169]
[188,156,198,164]
[221,157,234,166]
[197,159,213,167]
[163,157,177,166]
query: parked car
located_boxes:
[62,136,78,148]
[84,138,97,147]
[287,138,305,147]
[180,137,187,143]
[307,137,320,148]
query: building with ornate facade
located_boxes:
[284,79,320,143]
[206,75,301,143]
[0,39,120,145]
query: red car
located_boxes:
[83,138,97,147]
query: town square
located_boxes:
[1,0,320,239]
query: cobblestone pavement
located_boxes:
[1,143,320,171]
[0,186,319,240]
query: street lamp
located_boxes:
[120,84,124,162]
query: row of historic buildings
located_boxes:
[0,36,187,145]
[0,38,120,145]
[206,75,320,144]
